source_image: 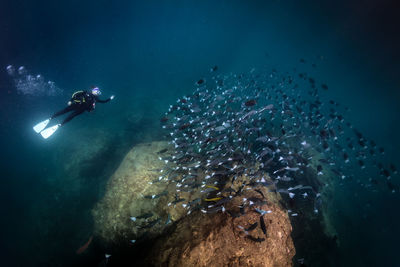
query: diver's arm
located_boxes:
[96,98,110,103]
[95,95,115,103]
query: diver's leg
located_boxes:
[60,108,85,126]
[34,106,73,133]
[51,105,74,119]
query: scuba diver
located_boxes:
[33,86,115,139]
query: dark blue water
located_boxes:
[1,1,399,266]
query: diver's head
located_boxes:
[91,86,101,96]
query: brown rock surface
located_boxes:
[146,189,295,267]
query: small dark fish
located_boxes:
[136,212,153,219]
[179,123,190,130]
[76,236,93,255]
[157,148,168,154]
[160,116,169,122]
[321,84,328,90]
[210,65,218,72]
[197,79,205,85]
[141,218,161,229]
[260,215,267,235]
[222,187,236,194]
[157,191,168,197]
[358,160,365,169]
[215,197,232,206]
[245,99,257,107]
[322,141,329,150]
[390,164,397,173]
[319,130,328,139]
[206,205,224,213]
[254,189,265,199]
[245,222,258,232]
[386,180,398,192]
[386,181,399,193]
[382,169,390,179]
[370,140,376,148]
[227,210,241,218]
[240,206,246,215]
[248,197,263,203]
[343,152,349,162]
[246,235,265,242]
[358,140,367,148]
[353,129,363,139]
[257,148,273,159]
[171,198,185,204]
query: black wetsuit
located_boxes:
[51,91,111,125]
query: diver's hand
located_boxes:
[68,101,72,106]
[110,95,115,100]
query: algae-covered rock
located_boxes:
[93,141,205,243]
[92,141,173,242]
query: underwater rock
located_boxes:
[93,141,295,265]
[145,187,295,267]
[92,141,175,243]
[92,140,206,244]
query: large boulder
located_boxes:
[93,141,295,266]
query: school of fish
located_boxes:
[128,64,399,246]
